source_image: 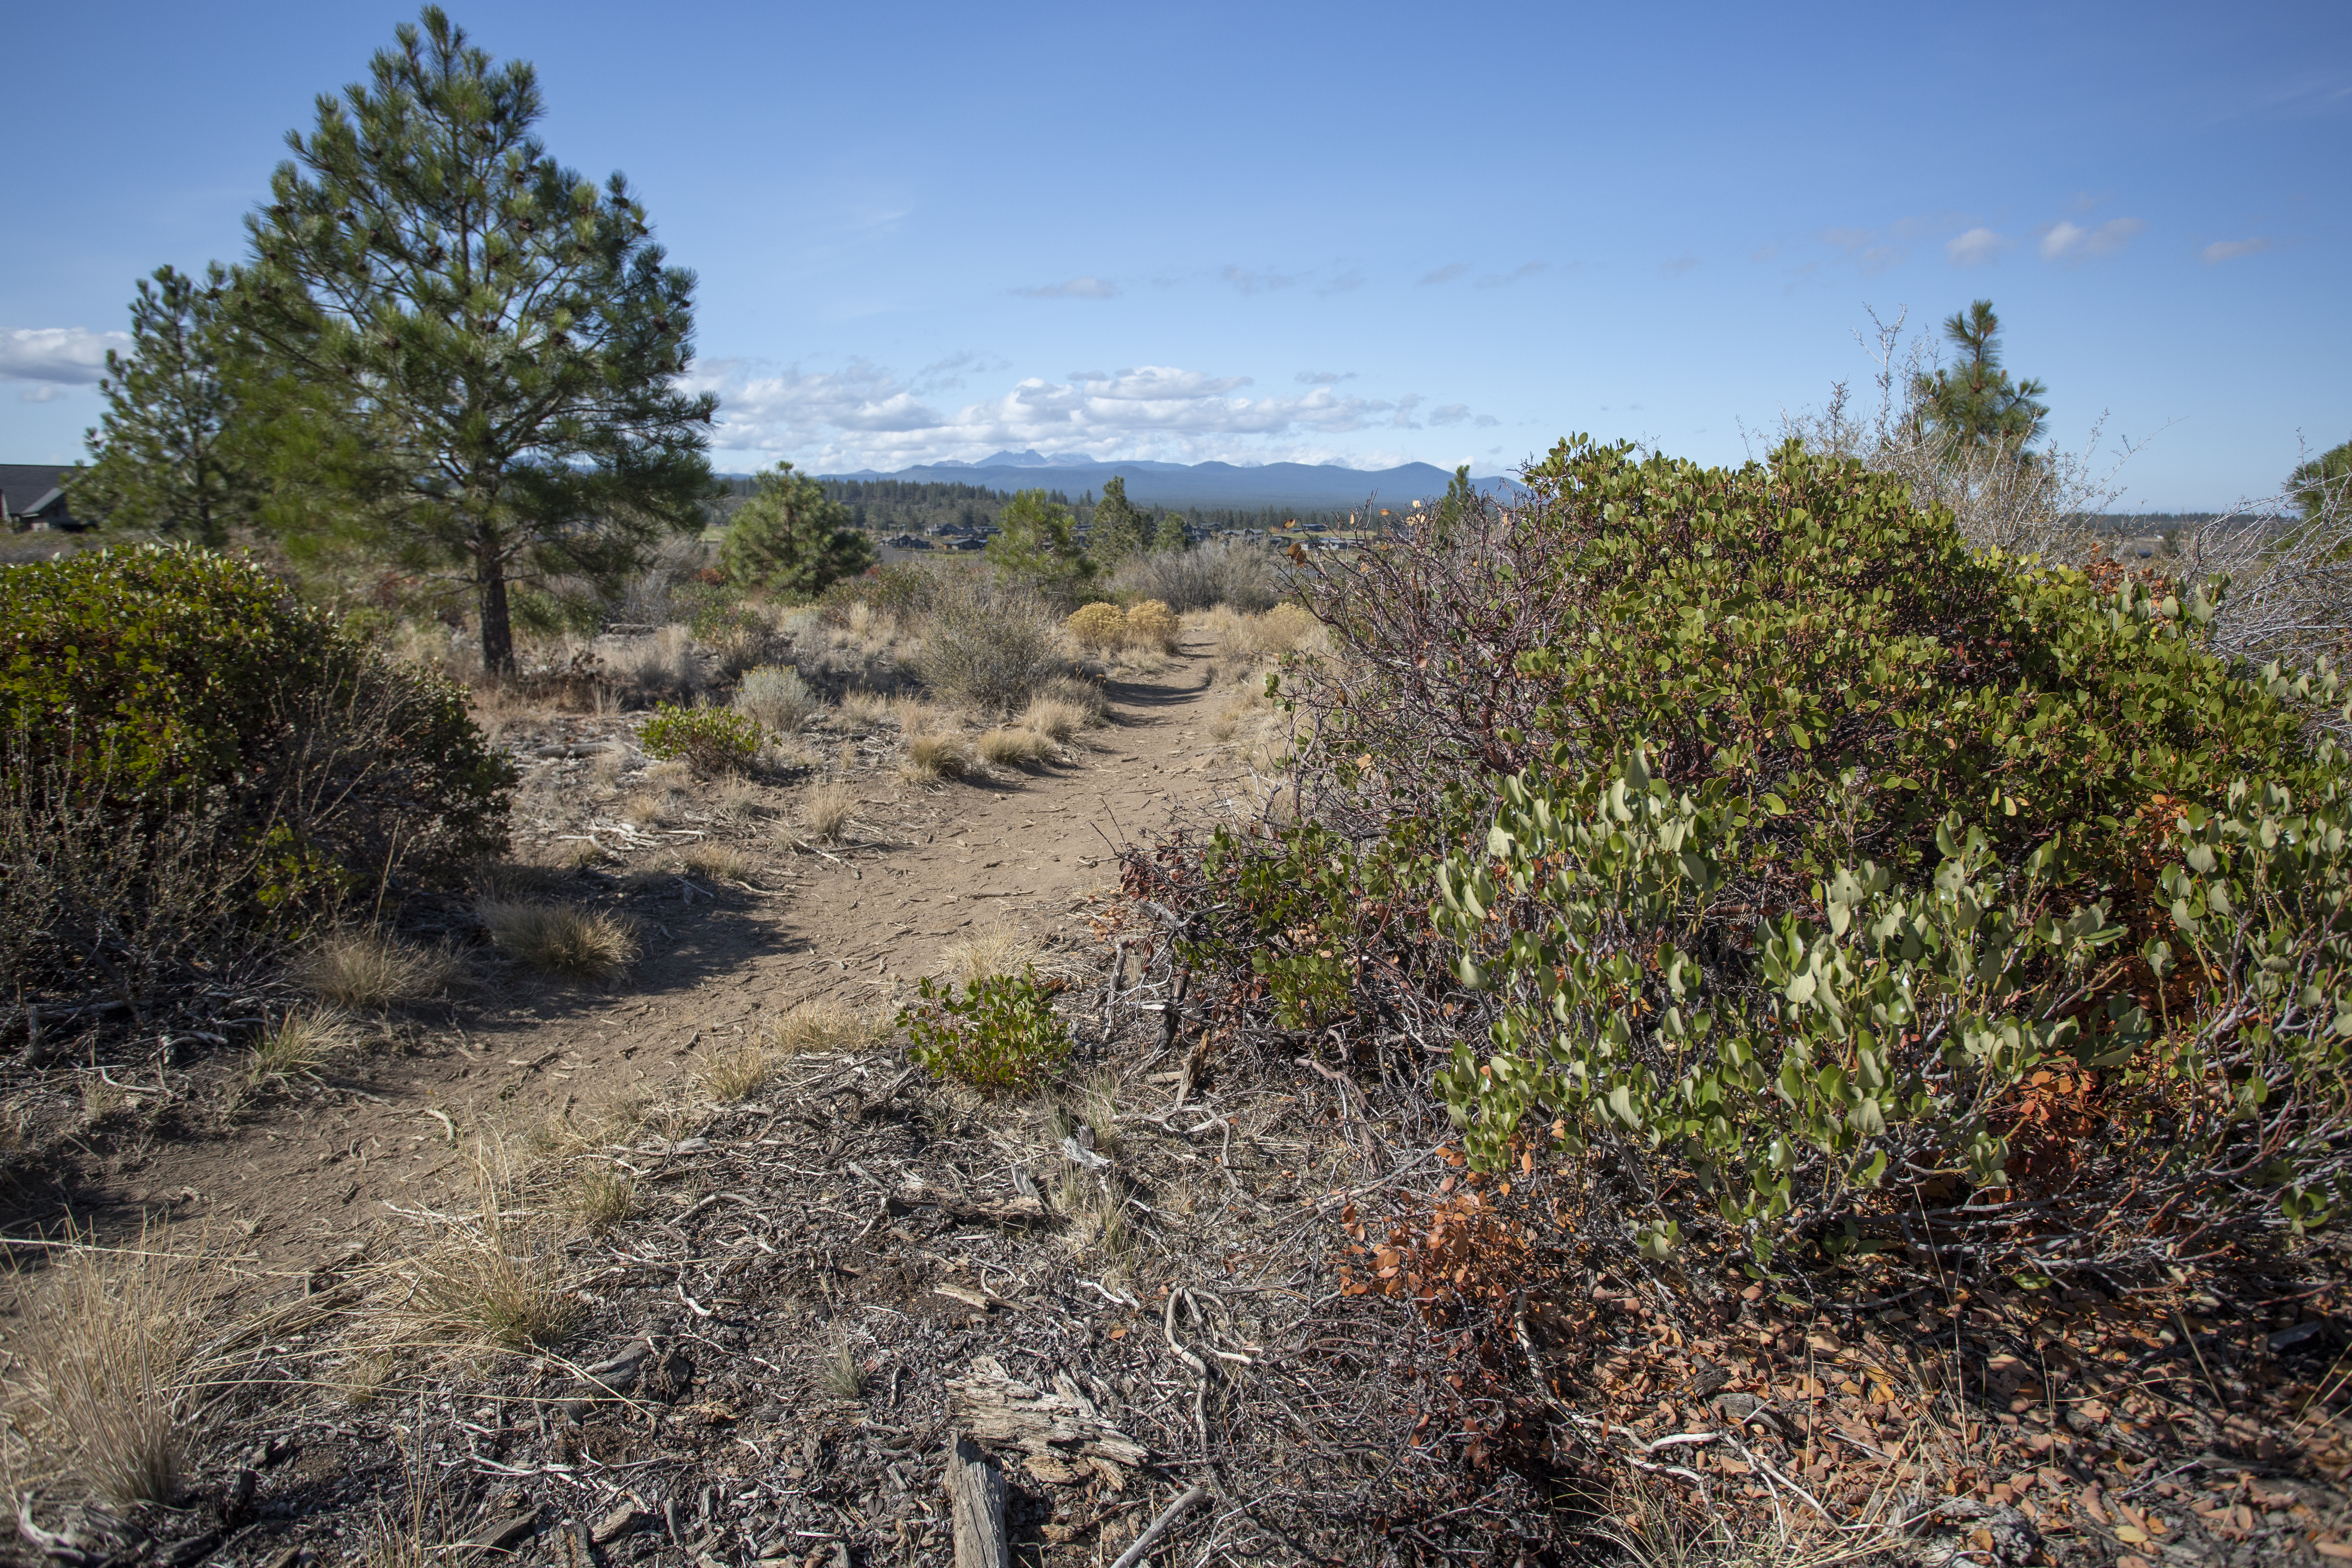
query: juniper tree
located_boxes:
[718,462,874,596]
[1089,474,1147,564]
[74,264,267,546]
[235,7,715,675]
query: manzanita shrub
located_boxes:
[898,968,1073,1094]
[2,545,514,1005]
[1143,437,2352,1279]
[640,702,764,773]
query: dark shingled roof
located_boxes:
[0,463,85,526]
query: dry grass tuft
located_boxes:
[384,1160,581,1353]
[770,998,892,1055]
[713,775,767,820]
[681,842,757,884]
[978,726,1053,768]
[294,929,456,1009]
[795,779,860,843]
[903,731,974,782]
[937,918,1082,990]
[248,1009,349,1085]
[699,1041,776,1103]
[477,900,639,980]
[1020,696,1093,744]
[838,688,893,728]
[3,1223,221,1503]
[621,788,683,828]
[564,1167,637,1232]
[1054,1167,1134,1275]
[820,1337,864,1401]
[558,838,610,871]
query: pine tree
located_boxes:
[1089,474,1146,564]
[1425,463,1480,537]
[1911,301,2049,453]
[719,462,874,596]
[73,264,267,545]
[987,489,1094,599]
[1152,509,1189,552]
[234,7,716,675]
[2289,437,2351,523]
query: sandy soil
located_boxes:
[13,633,1250,1281]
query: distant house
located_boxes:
[0,465,89,530]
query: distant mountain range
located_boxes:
[819,451,1523,508]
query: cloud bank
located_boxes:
[692,358,1482,471]
[2201,236,2271,263]
[2039,217,2144,263]
[0,327,129,384]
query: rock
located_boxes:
[1903,1497,2041,1567]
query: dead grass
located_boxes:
[681,842,757,884]
[903,731,974,782]
[699,1041,776,1103]
[714,776,767,820]
[820,1336,864,1401]
[294,929,457,1009]
[564,1167,637,1232]
[476,900,640,980]
[1020,696,1094,743]
[621,788,682,828]
[381,1158,581,1353]
[795,780,860,843]
[770,998,892,1055]
[248,1009,349,1085]
[937,918,1082,990]
[1053,1167,1134,1277]
[1039,674,1108,723]
[978,726,1053,768]
[838,689,893,728]
[3,1223,222,1503]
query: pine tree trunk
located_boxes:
[477,536,515,680]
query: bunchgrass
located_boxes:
[477,900,639,980]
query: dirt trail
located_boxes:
[67,633,1246,1277]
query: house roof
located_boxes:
[0,464,80,519]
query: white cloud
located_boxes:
[2038,217,2144,263]
[1946,227,2011,266]
[1418,262,1470,286]
[19,385,68,403]
[1296,370,1356,384]
[1658,255,1699,279]
[1476,261,1548,290]
[1429,403,1472,426]
[1221,265,1299,295]
[1013,276,1118,299]
[2201,236,2271,263]
[1316,268,1367,298]
[0,327,128,384]
[694,358,1451,470]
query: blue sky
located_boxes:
[3,1,2344,508]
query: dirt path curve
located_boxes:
[106,632,1245,1278]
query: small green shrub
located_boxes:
[898,968,1072,1094]
[639,702,763,773]
[0,545,513,1008]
